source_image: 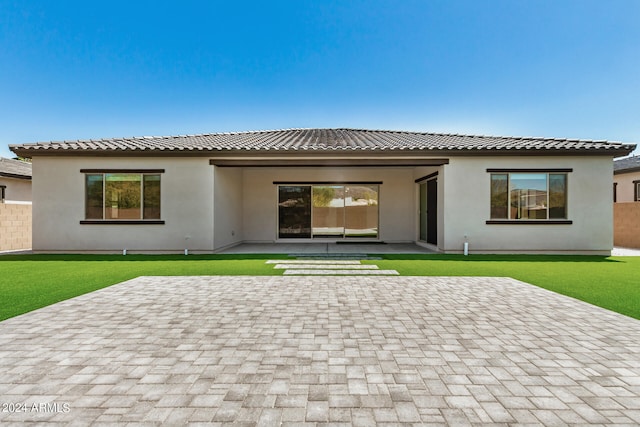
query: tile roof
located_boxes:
[614,154,640,173]
[9,128,636,157]
[0,157,32,179]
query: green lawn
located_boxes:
[369,254,640,320]
[0,254,284,321]
[0,254,639,321]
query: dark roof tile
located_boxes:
[9,128,636,157]
[0,157,32,178]
[614,155,640,173]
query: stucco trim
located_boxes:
[273,181,383,185]
[485,220,573,225]
[80,220,165,225]
[414,172,438,183]
[80,169,165,173]
[210,159,449,167]
[486,168,573,173]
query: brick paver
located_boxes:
[1,276,639,425]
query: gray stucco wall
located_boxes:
[441,156,614,254]
[30,154,615,254]
[0,176,32,202]
[32,156,214,253]
[614,170,640,202]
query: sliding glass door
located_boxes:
[278,186,311,238]
[278,184,378,239]
[344,185,378,238]
[312,186,345,237]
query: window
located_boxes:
[490,172,568,221]
[635,180,640,202]
[83,171,162,222]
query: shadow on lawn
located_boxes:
[0,254,293,262]
[0,253,622,262]
[374,254,622,262]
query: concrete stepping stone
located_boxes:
[283,269,399,275]
[273,264,380,269]
[290,253,383,260]
[266,260,362,265]
[266,259,399,276]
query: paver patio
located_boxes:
[1,275,639,425]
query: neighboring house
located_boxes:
[613,155,640,202]
[0,157,32,202]
[0,157,32,252]
[9,128,636,255]
[612,155,640,249]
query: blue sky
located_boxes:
[1,0,639,158]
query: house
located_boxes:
[9,128,636,254]
[613,155,640,202]
[613,154,640,249]
[0,157,32,202]
[0,157,32,252]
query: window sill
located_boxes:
[80,220,165,225]
[486,220,572,225]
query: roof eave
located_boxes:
[10,145,637,159]
[0,172,32,180]
[614,166,640,175]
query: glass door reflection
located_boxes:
[344,185,378,238]
[278,184,379,240]
[278,186,311,238]
[312,186,344,238]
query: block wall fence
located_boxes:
[0,202,32,251]
[614,202,640,249]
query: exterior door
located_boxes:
[419,183,427,241]
[419,180,437,245]
[426,179,437,245]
